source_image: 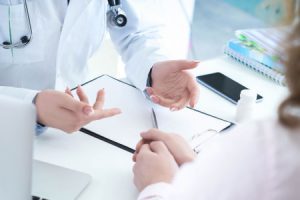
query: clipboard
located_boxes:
[73,75,233,154]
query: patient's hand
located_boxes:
[133,129,196,166]
[133,141,179,191]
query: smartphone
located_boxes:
[196,72,263,104]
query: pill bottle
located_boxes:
[235,89,257,123]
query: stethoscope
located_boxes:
[1,0,127,50]
[107,0,127,28]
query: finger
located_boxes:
[150,94,178,108]
[150,141,170,155]
[60,93,88,113]
[90,108,121,120]
[135,139,146,154]
[93,89,105,109]
[132,144,143,162]
[132,152,137,162]
[147,87,179,107]
[187,79,200,108]
[82,105,94,116]
[76,85,89,104]
[133,138,151,162]
[169,94,189,111]
[140,129,169,142]
[169,60,200,72]
[139,143,152,154]
[146,87,154,96]
[65,87,74,97]
[135,144,154,162]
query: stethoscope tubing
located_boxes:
[21,0,32,47]
[0,0,32,49]
[107,0,121,7]
[1,0,126,50]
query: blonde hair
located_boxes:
[278,15,300,128]
[284,0,299,24]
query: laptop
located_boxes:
[0,95,91,200]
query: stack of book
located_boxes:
[224,27,290,86]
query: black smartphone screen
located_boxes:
[196,72,263,104]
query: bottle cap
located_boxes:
[239,89,257,103]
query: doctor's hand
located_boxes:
[148,60,200,111]
[133,129,196,166]
[133,142,179,192]
[35,87,121,133]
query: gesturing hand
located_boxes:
[35,86,121,133]
[149,60,200,111]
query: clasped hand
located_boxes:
[133,129,197,191]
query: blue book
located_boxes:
[228,40,284,73]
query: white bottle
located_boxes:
[235,89,257,123]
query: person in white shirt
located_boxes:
[0,0,199,133]
[132,14,300,200]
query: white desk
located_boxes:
[34,56,288,200]
[193,56,288,123]
[34,129,137,200]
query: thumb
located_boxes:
[171,60,200,71]
[141,129,169,143]
[150,141,170,155]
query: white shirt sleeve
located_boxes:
[137,123,269,200]
[0,86,38,104]
[137,183,173,200]
[108,0,170,90]
[0,0,23,5]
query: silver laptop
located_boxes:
[0,95,91,200]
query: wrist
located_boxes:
[141,179,172,193]
[32,92,46,127]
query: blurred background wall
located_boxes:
[190,0,297,60]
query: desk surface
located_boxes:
[34,56,288,200]
[192,56,288,123]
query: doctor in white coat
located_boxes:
[0,0,199,133]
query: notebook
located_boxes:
[224,46,286,86]
[74,75,232,153]
[235,27,290,58]
[228,40,284,73]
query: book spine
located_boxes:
[224,47,286,86]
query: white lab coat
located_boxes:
[137,119,300,200]
[0,0,169,102]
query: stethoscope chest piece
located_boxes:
[107,0,127,27]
